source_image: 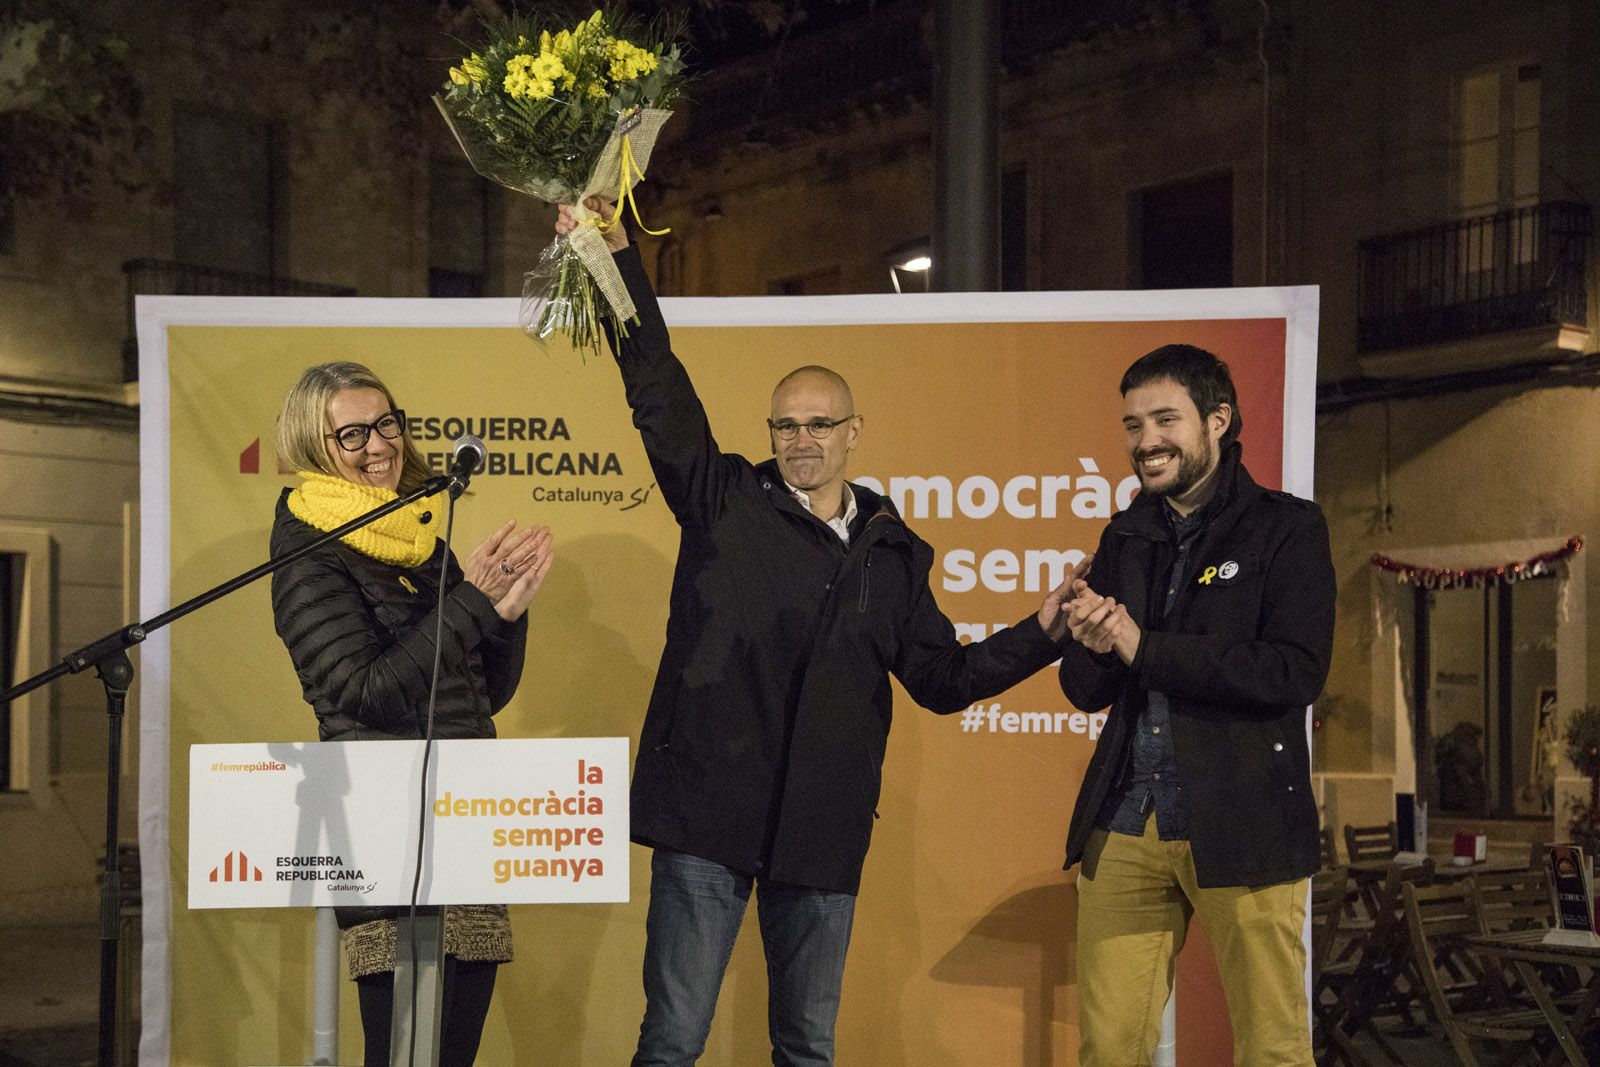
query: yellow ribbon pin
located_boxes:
[399,576,418,595]
[1196,566,1218,586]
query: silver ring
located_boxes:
[499,561,514,576]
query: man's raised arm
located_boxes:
[559,200,736,524]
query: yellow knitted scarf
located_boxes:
[287,472,439,567]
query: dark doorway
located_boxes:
[0,553,21,792]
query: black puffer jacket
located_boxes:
[609,247,1063,896]
[269,492,527,742]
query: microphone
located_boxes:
[446,434,486,499]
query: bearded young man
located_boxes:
[1057,344,1336,1067]
[557,199,1086,1067]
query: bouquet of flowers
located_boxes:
[436,10,685,352]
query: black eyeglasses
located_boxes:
[327,410,405,452]
[767,416,856,441]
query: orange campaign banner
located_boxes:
[137,283,1316,1065]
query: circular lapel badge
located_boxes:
[1218,561,1239,581]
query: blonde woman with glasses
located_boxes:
[270,360,553,1065]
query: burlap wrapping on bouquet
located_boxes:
[560,107,673,324]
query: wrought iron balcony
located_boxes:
[121,259,356,382]
[1356,201,1591,354]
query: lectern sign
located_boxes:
[188,737,630,909]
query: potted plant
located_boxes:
[1563,705,1600,855]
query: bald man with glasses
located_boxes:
[557,200,1084,1066]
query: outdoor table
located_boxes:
[1345,857,1525,919]
[1463,929,1600,1067]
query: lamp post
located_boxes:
[932,0,998,292]
[886,238,933,293]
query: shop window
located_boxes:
[1416,574,1557,819]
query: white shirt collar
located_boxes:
[784,480,856,543]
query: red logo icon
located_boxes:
[210,850,264,883]
[240,439,260,474]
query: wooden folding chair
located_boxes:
[1343,823,1401,926]
[1471,867,1554,934]
[1316,859,1434,1067]
[1468,866,1583,1007]
[1312,866,1349,984]
[1401,881,1559,1067]
[1344,821,1399,863]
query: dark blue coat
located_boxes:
[609,247,1061,895]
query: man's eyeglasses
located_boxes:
[327,410,405,452]
[767,416,856,441]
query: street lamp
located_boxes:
[885,238,932,294]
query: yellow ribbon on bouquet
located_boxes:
[595,135,670,237]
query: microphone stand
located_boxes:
[0,469,466,1067]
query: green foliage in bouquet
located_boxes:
[439,9,685,203]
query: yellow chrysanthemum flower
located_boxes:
[503,53,558,100]
[531,51,565,81]
[606,39,657,82]
[587,82,610,99]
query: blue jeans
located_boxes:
[631,848,857,1067]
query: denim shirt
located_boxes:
[1097,503,1206,840]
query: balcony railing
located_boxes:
[1356,201,1591,354]
[121,259,356,382]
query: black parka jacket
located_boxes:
[609,247,1061,896]
[1058,444,1335,888]
[269,493,528,929]
[269,493,528,743]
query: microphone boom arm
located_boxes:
[0,468,453,1067]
